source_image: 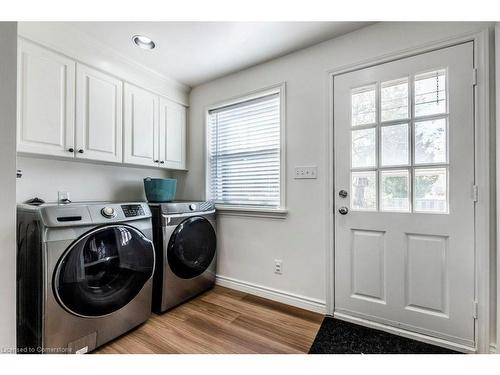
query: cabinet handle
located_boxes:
[160,161,165,164]
[68,148,74,153]
[78,149,84,154]
[154,160,159,163]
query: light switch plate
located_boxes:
[294,166,317,179]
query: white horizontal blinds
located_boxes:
[208,92,281,207]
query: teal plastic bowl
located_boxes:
[143,178,177,202]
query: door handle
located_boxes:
[338,206,349,215]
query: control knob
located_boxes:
[101,207,116,219]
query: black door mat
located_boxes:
[309,317,460,354]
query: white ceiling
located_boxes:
[63,22,372,87]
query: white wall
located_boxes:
[16,157,171,203]
[0,22,18,352]
[180,22,495,329]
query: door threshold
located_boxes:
[333,312,476,354]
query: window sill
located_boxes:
[214,204,288,219]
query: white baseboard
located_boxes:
[215,275,327,314]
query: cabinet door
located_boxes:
[17,39,75,157]
[159,98,187,170]
[75,64,123,162]
[123,83,159,167]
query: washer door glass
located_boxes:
[167,217,216,279]
[54,225,154,317]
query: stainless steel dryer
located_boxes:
[17,202,155,354]
[149,201,216,313]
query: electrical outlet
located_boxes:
[58,191,71,204]
[274,259,283,275]
[294,166,317,179]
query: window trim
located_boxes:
[204,82,287,218]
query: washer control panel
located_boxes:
[101,207,116,219]
[121,204,145,217]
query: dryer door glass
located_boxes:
[167,216,216,279]
[54,225,154,317]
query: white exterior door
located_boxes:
[123,83,159,167]
[75,64,123,162]
[334,43,475,348]
[17,39,75,157]
[159,98,186,170]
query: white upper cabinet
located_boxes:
[17,39,76,157]
[75,64,123,163]
[159,98,187,170]
[17,39,188,170]
[123,83,159,167]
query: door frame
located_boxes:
[325,29,492,353]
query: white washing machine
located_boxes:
[149,201,216,313]
[17,202,155,354]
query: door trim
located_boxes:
[325,29,492,353]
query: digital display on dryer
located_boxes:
[121,205,145,217]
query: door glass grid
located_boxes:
[350,69,449,213]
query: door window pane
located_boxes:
[381,78,409,122]
[352,128,376,168]
[351,85,376,126]
[415,118,447,164]
[381,124,409,166]
[351,171,377,211]
[414,168,448,213]
[346,67,450,215]
[415,70,447,117]
[380,170,410,212]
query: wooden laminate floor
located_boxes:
[96,286,324,354]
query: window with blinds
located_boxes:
[208,90,282,208]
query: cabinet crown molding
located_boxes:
[18,22,190,106]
